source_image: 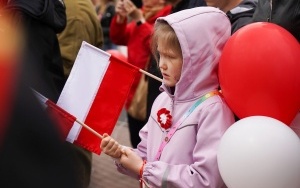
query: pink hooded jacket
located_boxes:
[118,7,235,187]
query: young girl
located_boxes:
[101,7,235,188]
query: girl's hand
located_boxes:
[100,133,122,158]
[120,148,144,175]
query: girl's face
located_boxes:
[157,38,183,87]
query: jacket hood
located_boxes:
[157,7,231,102]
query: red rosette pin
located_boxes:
[157,108,172,130]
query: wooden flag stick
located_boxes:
[75,119,103,139]
[139,69,163,82]
[110,54,163,83]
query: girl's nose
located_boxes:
[159,59,167,70]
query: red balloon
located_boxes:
[106,49,128,62]
[219,22,300,125]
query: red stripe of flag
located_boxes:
[46,99,77,139]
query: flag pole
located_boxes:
[75,119,103,139]
[139,69,163,82]
[110,55,163,83]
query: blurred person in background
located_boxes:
[252,0,300,42]
[3,0,67,102]
[58,0,103,79]
[204,0,257,33]
[0,1,81,187]
[96,0,117,50]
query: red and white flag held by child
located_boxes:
[54,41,139,154]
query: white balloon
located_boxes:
[217,116,300,188]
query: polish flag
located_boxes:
[56,41,139,154]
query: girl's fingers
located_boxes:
[107,141,119,153]
[113,147,122,158]
[105,138,116,150]
[100,134,110,149]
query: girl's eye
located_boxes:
[160,53,172,58]
[166,54,175,59]
[158,51,176,59]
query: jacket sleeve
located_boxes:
[109,16,130,45]
[252,0,300,42]
[141,102,234,188]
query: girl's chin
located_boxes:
[163,80,176,87]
